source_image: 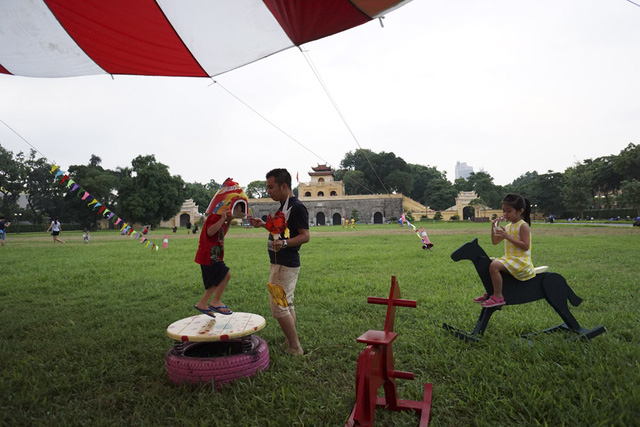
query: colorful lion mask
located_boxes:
[205,178,249,218]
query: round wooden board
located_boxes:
[167,312,266,342]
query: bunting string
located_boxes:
[49,164,160,251]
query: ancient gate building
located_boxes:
[249,165,427,225]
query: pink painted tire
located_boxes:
[166,335,269,388]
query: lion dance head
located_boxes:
[205,178,249,218]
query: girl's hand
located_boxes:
[494,226,507,238]
[491,217,505,244]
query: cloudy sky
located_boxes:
[1,0,638,190]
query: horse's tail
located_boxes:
[547,273,583,307]
[567,284,583,307]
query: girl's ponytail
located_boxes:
[522,196,531,226]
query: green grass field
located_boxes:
[1,223,638,426]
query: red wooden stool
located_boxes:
[346,276,433,426]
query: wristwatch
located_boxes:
[282,239,288,248]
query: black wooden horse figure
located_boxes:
[442,238,605,342]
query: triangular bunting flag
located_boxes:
[48,166,160,256]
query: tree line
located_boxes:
[0,148,221,228]
[335,143,640,217]
[223,143,640,218]
[2,142,639,228]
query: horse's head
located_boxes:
[451,238,482,262]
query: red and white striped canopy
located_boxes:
[0,0,412,78]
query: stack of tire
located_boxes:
[166,335,269,389]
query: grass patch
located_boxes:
[0,224,638,425]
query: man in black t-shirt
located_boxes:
[251,168,309,356]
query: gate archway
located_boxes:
[332,213,342,226]
[463,206,474,220]
[180,213,190,227]
[316,212,326,226]
[373,212,383,224]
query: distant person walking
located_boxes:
[399,212,406,227]
[186,220,192,235]
[46,217,65,245]
[0,216,10,247]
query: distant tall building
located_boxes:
[455,161,474,180]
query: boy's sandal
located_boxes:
[209,305,233,315]
[194,305,216,318]
[481,296,506,308]
[473,293,488,303]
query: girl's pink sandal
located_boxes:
[473,293,488,303]
[481,295,505,308]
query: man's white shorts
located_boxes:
[268,264,300,319]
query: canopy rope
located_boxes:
[208,78,384,197]
[209,79,330,166]
[299,47,390,195]
[3,53,393,200]
[0,118,55,165]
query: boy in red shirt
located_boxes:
[194,177,249,318]
[193,209,234,318]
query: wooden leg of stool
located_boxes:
[347,346,383,427]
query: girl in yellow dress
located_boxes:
[475,194,535,307]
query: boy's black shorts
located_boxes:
[201,262,229,289]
